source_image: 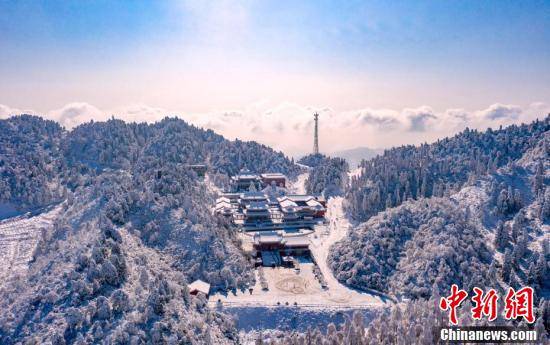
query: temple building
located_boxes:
[252,232,311,267]
[231,170,262,192]
[260,173,287,188]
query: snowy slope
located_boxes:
[330,124,549,300]
[0,204,63,287]
[289,172,309,194]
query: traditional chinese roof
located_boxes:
[284,237,310,248]
[245,202,269,211]
[232,172,261,181]
[254,233,284,246]
[240,192,268,200]
[214,201,232,210]
[216,197,231,204]
[285,194,316,202]
[305,199,323,209]
[220,193,241,199]
[260,173,287,179]
[279,199,298,209]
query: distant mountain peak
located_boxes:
[330,146,384,168]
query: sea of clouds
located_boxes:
[1,101,548,157]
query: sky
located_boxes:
[1,0,549,157]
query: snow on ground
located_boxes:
[450,169,550,262]
[450,182,504,262]
[209,171,390,337]
[451,183,490,235]
[289,172,309,195]
[348,167,363,180]
[0,204,63,287]
[233,307,381,344]
[294,163,312,170]
[209,183,390,310]
[525,202,550,254]
[204,174,222,195]
[211,255,387,309]
[309,196,391,305]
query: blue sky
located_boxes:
[1,1,549,154]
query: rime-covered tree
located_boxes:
[303,155,349,197]
[493,221,510,251]
[346,116,549,221]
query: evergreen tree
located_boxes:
[493,221,510,251]
[502,249,513,283]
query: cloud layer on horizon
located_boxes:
[1,101,548,158]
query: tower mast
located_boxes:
[313,112,319,154]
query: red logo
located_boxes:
[503,287,535,323]
[471,287,499,321]
[439,285,535,325]
[439,284,468,325]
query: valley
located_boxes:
[0,115,548,344]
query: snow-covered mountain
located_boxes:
[331,146,383,169]
[0,114,548,343]
[330,116,549,303]
[269,117,549,344]
[298,154,349,198]
[0,115,299,343]
[346,118,549,222]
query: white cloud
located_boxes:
[0,104,38,119]
[478,103,521,121]
[48,102,104,128]
[0,101,548,157]
[403,106,437,132]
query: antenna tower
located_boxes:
[313,112,319,154]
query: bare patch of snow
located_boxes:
[0,204,63,286]
[204,173,222,195]
[348,167,363,180]
[289,172,309,195]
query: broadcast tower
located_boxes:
[313,112,319,154]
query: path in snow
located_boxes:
[289,172,309,195]
[0,205,62,286]
[300,167,392,304]
[348,166,363,179]
[309,196,391,305]
[203,174,222,195]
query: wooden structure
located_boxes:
[187,164,207,177]
[231,170,262,192]
[260,173,287,188]
[252,233,311,267]
[188,279,211,297]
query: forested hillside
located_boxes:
[0,115,298,343]
[269,298,549,344]
[346,117,549,222]
[299,153,349,197]
[64,117,299,178]
[331,199,495,299]
[331,116,549,304]
[0,115,66,211]
[1,116,299,214]
[1,114,548,343]
[0,203,238,343]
